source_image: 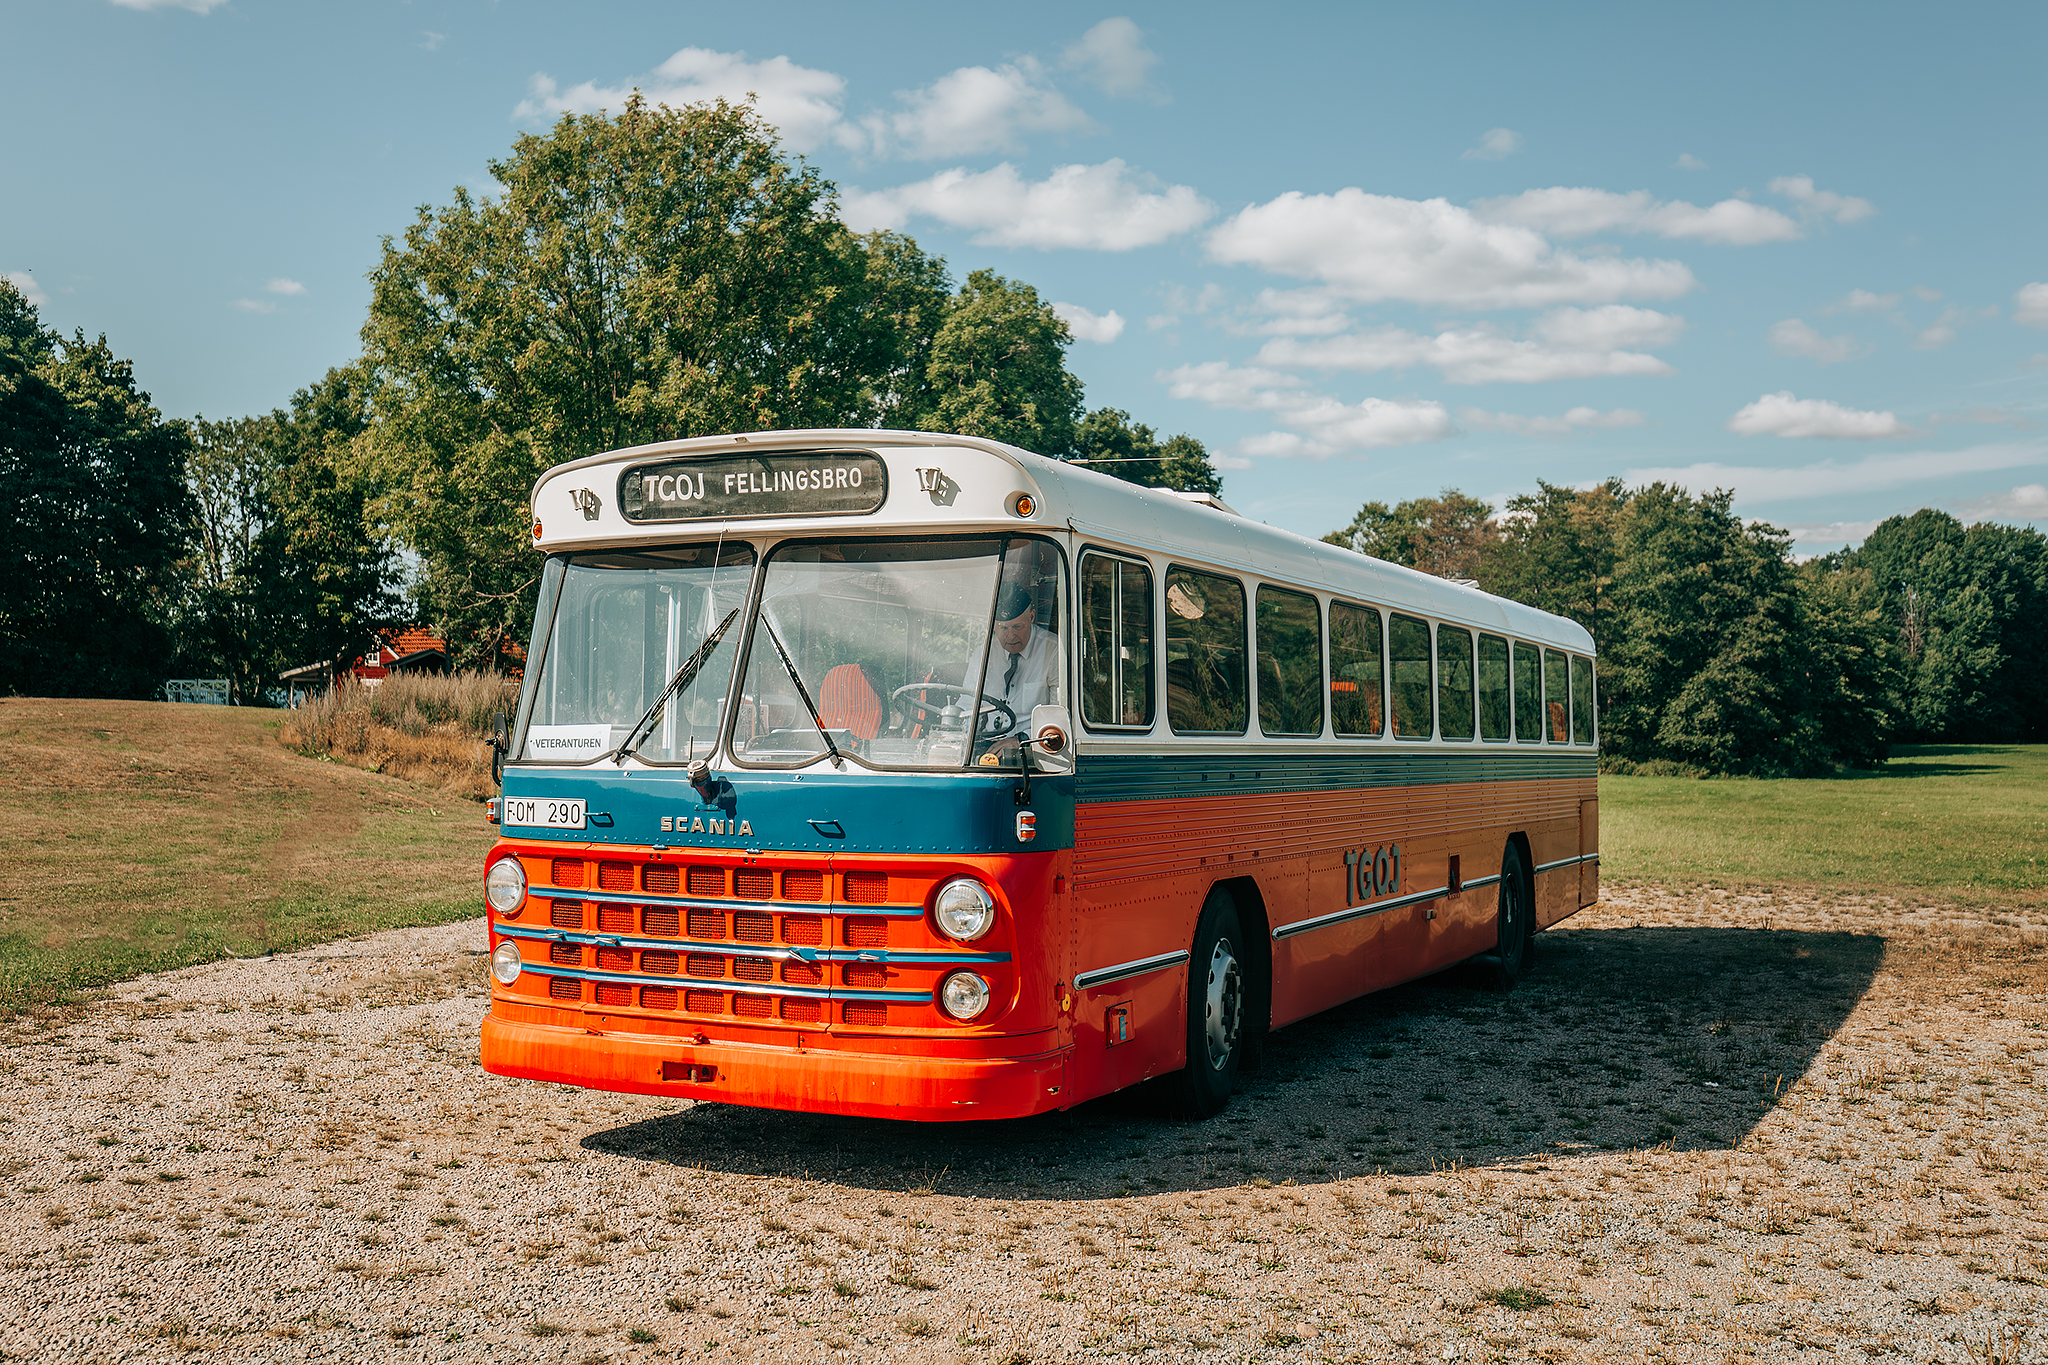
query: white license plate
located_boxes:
[502,796,587,829]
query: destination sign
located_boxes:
[618,450,887,523]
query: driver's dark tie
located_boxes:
[1003,651,1020,697]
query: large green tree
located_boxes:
[1071,407,1223,494]
[919,269,1085,456]
[362,97,946,665]
[1323,488,1498,581]
[1844,509,2048,741]
[175,367,406,700]
[0,280,193,698]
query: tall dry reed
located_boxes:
[278,671,518,799]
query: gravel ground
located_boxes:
[5,886,2046,1364]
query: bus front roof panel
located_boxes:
[531,429,1595,656]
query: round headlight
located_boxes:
[932,877,997,941]
[490,940,523,985]
[938,970,991,1021]
[485,857,527,914]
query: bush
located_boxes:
[278,671,515,798]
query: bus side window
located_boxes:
[1256,585,1322,737]
[1513,640,1542,743]
[1080,554,1154,730]
[1389,613,1433,740]
[1571,654,1595,745]
[1437,625,1475,741]
[1544,649,1570,742]
[1165,567,1247,735]
[1478,634,1511,741]
[1329,602,1384,737]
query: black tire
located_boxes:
[1166,888,1245,1118]
[1485,843,1533,992]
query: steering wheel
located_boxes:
[887,682,1017,737]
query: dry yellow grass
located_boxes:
[277,671,517,800]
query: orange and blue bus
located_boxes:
[480,429,1599,1120]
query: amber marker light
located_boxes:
[532,519,543,538]
[1011,492,1035,518]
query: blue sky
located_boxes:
[7,0,2046,549]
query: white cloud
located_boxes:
[1052,302,1125,344]
[1826,289,1900,314]
[1236,287,1353,337]
[859,61,1091,159]
[1952,483,2048,521]
[264,278,306,296]
[1476,187,1801,245]
[517,49,855,153]
[1061,17,1160,99]
[1628,442,2047,503]
[1780,518,1885,549]
[1261,324,1674,385]
[842,159,1210,251]
[1462,128,1522,161]
[1674,153,1707,170]
[1767,318,1867,364]
[230,298,277,314]
[4,271,48,308]
[1255,306,1681,385]
[1531,304,1686,350]
[1768,175,1876,225]
[1162,361,1455,457]
[1460,407,1647,437]
[1207,189,1695,309]
[109,0,225,10]
[420,31,446,52]
[1727,391,1905,439]
[2014,283,2048,328]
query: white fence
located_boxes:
[161,678,231,706]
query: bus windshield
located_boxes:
[521,544,757,764]
[518,536,1063,771]
[732,536,1061,771]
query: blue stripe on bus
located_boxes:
[1074,748,1596,805]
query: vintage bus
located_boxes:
[480,429,1599,1120]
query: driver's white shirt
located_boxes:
[969,626,1059,732]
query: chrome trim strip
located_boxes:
[1460,873,1502,890]
[530,884,925,918]
[1272,885,1450,939]
[1535,853,1600,874]
[497,921,1008,965]
[1074,949,1190,991]
[520,961,930,1004]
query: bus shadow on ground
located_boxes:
[584,923,1883,1199]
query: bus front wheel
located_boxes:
[1169,888,1245,1118]
[1484,843,1533,992]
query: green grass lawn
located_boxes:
[1601,743,2048,906]
[0,697,495,1010]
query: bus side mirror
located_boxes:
[1029,705,1074,774]
[491,711,507,786]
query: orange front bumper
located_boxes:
[481,1013,1071,1122]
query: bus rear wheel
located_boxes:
[1484,843,1533,992]
[1168,888,1245,1118]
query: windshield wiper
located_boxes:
[610,606,742,766]
[754,611,844,766]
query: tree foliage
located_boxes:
[362,97,946,665]
[0,279,193,698]
[1322,488,1498,580]
[1071,407,1222,493]
[919,269,1085,456]
[174,367,407,701]
[1841,509,2048,742]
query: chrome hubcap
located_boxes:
[1202,936,1242,1072]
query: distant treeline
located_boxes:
[1324,483,2048,774]
[0,97,1216,702]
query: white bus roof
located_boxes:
[530,428,1595,655]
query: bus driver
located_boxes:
[977,582,1058,745]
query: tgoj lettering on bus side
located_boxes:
[1341,843,1401,907]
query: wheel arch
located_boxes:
[1506,830,1536,924]
[1213,876,1271,1038]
